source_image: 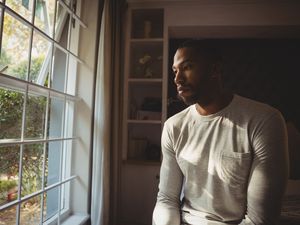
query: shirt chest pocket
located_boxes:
[215,151,252,187]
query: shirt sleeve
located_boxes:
[152,122,183,225]
[239,111,289,225]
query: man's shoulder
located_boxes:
[234,94,283,121]
[164,105,192,127]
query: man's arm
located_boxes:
[153,123,183,225]
[240,112,289,225]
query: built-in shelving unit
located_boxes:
[120,7,165,225]
[123,8,164,163]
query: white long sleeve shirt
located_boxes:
[153,95,289,225]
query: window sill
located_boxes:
[61,214,90,225]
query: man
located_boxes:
[152,40,289,225]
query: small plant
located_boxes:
[135,54,162,78]
[0,180,17,192]
[0,179,18,203]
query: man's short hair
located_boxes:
[177,39,223,64]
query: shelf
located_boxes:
[131,8,164,39]
[128,78,162,83]
[128,119,161,124]
[123,159,161,166]
[131,38,163,43]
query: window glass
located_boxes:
[0,205,17,224]
[0,88,24,140]
[66,56,77,95]
[6,0,33,22]
[0,13,31,80]
[64,100,74,138]
[45,141,62,186]
[0,145,20,206]
[21,144,44,196]
[30,31,51,85]
[48,96,64,138]
[34,0,56,37]
[0,0,82,222]
[0,10,2,35]
[51,47,67,93]
[44,187,59,222]
[24,94,47,139]
[54,3,70,49]
[20,195,42,224]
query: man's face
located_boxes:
[172,47,213,105]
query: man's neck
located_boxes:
[195,91,233,116]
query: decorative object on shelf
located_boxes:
[137,110,161,120]
[129,98,137,119]
[128,138,148,160]
[135,54,163,78]
[136,54,153,78]
[144,20,152,38]
[141,97,161,112]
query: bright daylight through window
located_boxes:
[0,0,85,224]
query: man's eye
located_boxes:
[173,70,177,75]
[183,64,192,70]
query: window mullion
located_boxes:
[25,0,37,82]
[40,90,51,224]
[16,84,29,225]
[0,0,6,57]
[66,0,73,52]
[58,0,86,28]
[57,95,67,225]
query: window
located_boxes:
[0,0,86,224]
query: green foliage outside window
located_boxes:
[0,52,48,202]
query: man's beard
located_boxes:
[177,93,198,106]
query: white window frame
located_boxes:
[0,0,88,224]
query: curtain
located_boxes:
[91,0,124,224]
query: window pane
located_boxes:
[0,205,17,225]
[0,13,31,80]
[66,56,77,95]
[24,94,47,139]
[51,47,67,92]
[55,3,70,49]
[62,0,71,7]
[34,0,56,37]
[64,100,74,138]
[0,88,24,140]
[45,141,62,186]
[68,12,80,56]
[29,31,51,85]
[6,0,33,22]
[0,145,20,206]
[0,9,2,32]
[60,182,68,211]
[21,144,44,196]
[48,96,64,138]
[44,187,59,222]
[20,195,42,225]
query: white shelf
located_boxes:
[128,119,162,124]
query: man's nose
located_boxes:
[174,70,184,85]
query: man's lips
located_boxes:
[177,85,191,94]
